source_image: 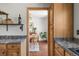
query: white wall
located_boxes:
[74,3,79,38]
[0,3,50,35]
[32,16,48,40]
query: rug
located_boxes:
[29,43,40,51]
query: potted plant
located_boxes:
[40,32,47,40]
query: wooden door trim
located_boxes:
[27,7,50,56]
[26,8,29,56]
[48,4,54,56]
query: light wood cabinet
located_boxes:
[7,50,20,56]
[54,43,72,56]
[65,51,71,56]
[0,44,6,49]
[7,43,21,56]
[49,3,73,56]
[54,43,65,56]
[7,43,20,50]
[0,44,6,56]
[0,49,6,56]
[0,43,20,56]
[54,3,73,38]
[55,49,61,56]
[55,43,64,55]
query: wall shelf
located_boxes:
[0,24,24,31]
[0,11,24,31]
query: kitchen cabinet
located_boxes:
[7,43,21,56]
[0,49,6,56]
[55,49,61,56]
[54,43,65,56]
[7,50,20,56]
[7,43,20,50]
[0,44,6,56]
[0,43,20,56]
[54,43,72,56]
[54,3,73,38]
[49,3,73,56]
[65,51,71,56]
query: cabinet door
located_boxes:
[55,43,64,56]
[55,48,62,56]
[0,44,6,56]
[64,4,73,38]
[0,49,6,56]
[54,3,64,37]
[0,44,6,49]
[7,43,21,56]
[54,3,73,38]
[7,50,20,56]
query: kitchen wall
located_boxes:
[0,3,49,35]
[74,3,79,38]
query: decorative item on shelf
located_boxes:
[18,14,23,31]
[0,18,13,24]
[18,14,21,24]
[6,18,14,24]
[20,24,23,31]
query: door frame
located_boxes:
[26,7,53,56]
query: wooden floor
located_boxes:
[29,41,48,56]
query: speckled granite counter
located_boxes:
[54,38,79,56]
[0,35,27,43]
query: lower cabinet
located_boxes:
[0,49,6,56]
[55,49,62,56]
[7,50,20,56]
[54,43,65,56]
[54,43,71,56]
[65,51,71,56]
[0,43,21,56]
[0,44,6,56]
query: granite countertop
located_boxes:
[54,38,79,56]
[0,35,27,43]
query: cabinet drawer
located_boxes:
[55,43,64,55]
[0,49,6,56]
[65,51,71,56]
[7,50,20,56]
[7,43,20,49]
[0,44,6,49]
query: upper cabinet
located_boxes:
[54,3,73,38]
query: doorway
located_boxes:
[27,8,48,56]
[27,7,54,56]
